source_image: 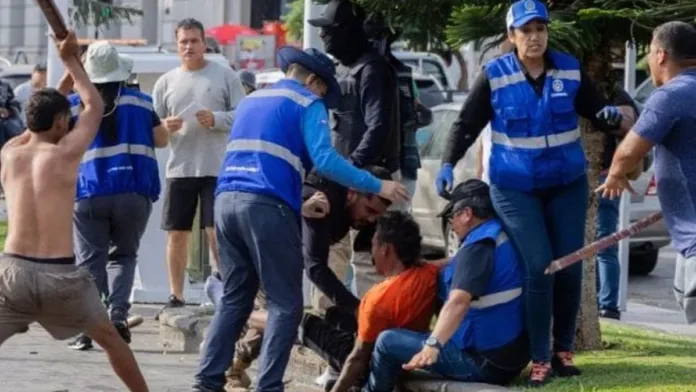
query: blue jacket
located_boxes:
[216,79,315,213]
[71,87,161,202]
[485,50,585,191]
[438,219,524,352]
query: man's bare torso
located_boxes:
[1,132,79,258]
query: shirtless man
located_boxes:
[0,31,148,392]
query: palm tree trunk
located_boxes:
[574,53,613,350]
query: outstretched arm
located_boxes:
[56,31,104,158]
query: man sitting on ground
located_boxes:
[365,180,530,392]
[0,31,148,391]
[236,211,439,392]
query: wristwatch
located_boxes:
[424,336,442,350]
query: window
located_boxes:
[420,109,459,159]
[422,59,449,89]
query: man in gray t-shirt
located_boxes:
[152,18,246,315]
[599,21,696,324]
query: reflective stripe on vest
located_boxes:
[70,94,153,117]
[489,69,581,92]
[216,79,316,213]
[82,143,156,163]
[471,287,522,309]
[224,139,306,179]
[490,127,581,149]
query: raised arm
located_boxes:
[55,31,104,158]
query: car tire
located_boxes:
[629,245,659,276]
[443,222,459,258]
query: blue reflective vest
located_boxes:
[70,87,161,202]
[216,79,315,213]
[485,50,585,192]
[438,219,524,351]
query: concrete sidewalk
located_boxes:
[617,300,695,338]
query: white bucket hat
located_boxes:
[84,41,134,84]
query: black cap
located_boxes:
[33,62,47,72]
[308,0,366,27]
[437,179,492,218]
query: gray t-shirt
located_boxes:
[633,69,696,258]
[152,60,246,178]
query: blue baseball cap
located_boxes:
[506,0,549,29]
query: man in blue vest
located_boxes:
[364,180,530,391]
[192,46,408,392]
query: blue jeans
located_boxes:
[73,193,152,322]
[595,175,620,312]
[490,176,588,362]
[366,329,488,392]
[194,192,304,392]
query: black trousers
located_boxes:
[300,307,358,372]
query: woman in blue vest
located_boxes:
[435,0,632,386]
[59,41,169,351]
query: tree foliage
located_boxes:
[69,0,143,34]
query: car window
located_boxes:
[422,59,449,89]
[633,80,655,104]
[421,109,459,159]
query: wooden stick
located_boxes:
[35,0,69,39]
[545,211,664,274]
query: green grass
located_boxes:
[518,322,696,391]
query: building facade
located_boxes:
[0,0,287,64]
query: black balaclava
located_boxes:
[322,6,369,65]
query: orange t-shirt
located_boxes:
[357,263,439,343]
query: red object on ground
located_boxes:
[545,211,664,274]
[206,24,259,45]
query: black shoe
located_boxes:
[113,320,131,344]
[68,334,93,351]
[599,308,621,320]
[154,294,186,321]
[551,351,582,377]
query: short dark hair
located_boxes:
[653,21,696,63]
[175,18,205,40]
[362,165,393,205]
[374,211,422,268]
[25,88,70,133]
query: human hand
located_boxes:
[302,192,331,218]
[596,106,623,127]
[402,346,439,371]
[196,109,215,129]
[378,180,409,204]
[52,30,79,61]
[0,108,9,118]
[163,116,183,133]
[435,164,454,197]
[595,174,636,199]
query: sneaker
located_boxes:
[552,351,582,377]
[68,334,93,351]
[527,361,552,387]
[204,273,224,307]
[113,320,131,344]
[599,308,621,320]
[154,294,185,321]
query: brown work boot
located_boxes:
[225,358,252,390]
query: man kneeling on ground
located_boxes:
[365,179,530,392]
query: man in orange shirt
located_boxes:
[298,211,439,392]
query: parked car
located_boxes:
[393,51,455,91]
[412,100,670,275]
